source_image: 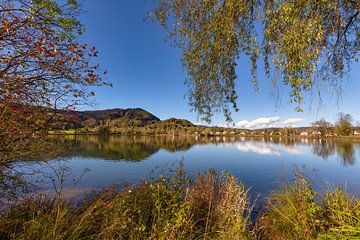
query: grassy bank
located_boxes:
[0,169,360,239]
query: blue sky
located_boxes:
[78,0,360,128]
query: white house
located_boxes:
[354,130,360,135]
[300,132,308,136]
[312,131,321,136]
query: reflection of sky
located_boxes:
[235,142,281,156]
[233,142,304,156]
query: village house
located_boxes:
[300,132,308,136]
[312,131,321,136]
[354,130,360,135]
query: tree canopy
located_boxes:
[335,112,353,136]
[312,117,332,136]
[151,0,360,122]
[0,0,106,162]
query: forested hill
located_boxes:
[79,108,159,123]
[54,108,160,129]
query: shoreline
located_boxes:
[48,131,360,141]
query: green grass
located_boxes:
[258,170,360,240]
[1,168,360,240]
[258,170,325,239]
[0,169,253,240]
[48,130,77,135]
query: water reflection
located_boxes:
[55,135,360,165]
[311,139,357,165]
[4,135,360,205]
[235,142,281,156]
[336,142,355,166]
[312,139,335,159]
[58,135,200,161]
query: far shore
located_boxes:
[48,130,360,141]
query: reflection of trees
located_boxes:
[3,135,360,205]
[5,135,358,165]
[57,135,203,161]
[278,137,298,147]
[250,137,358,166]
[336,142,355,166]
[311,139,357,166]
[59,135,299,161]
[312,140,335,159]
[57,135,360,164]
[60,136,158,161]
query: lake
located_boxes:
[14,135,360,205]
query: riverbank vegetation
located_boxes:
[49,111,360,139]
[44,107,360,139]
[1,168,359,240]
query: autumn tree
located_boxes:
[151,0,360,122]
[0,0,106,163]
[312,118,332,136]
[335,113,353,136]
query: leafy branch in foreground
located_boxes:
[151,0,360,122]
[0,0,107,163]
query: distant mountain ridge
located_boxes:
[78,108,160,122]
[54,108,160,129]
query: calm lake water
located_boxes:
[15,135,360,204]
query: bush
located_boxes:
[258,171,360,240]
[258,170,324,239]
[187,170,253,239]
[95,125,111,135]
[318,188,360,239]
